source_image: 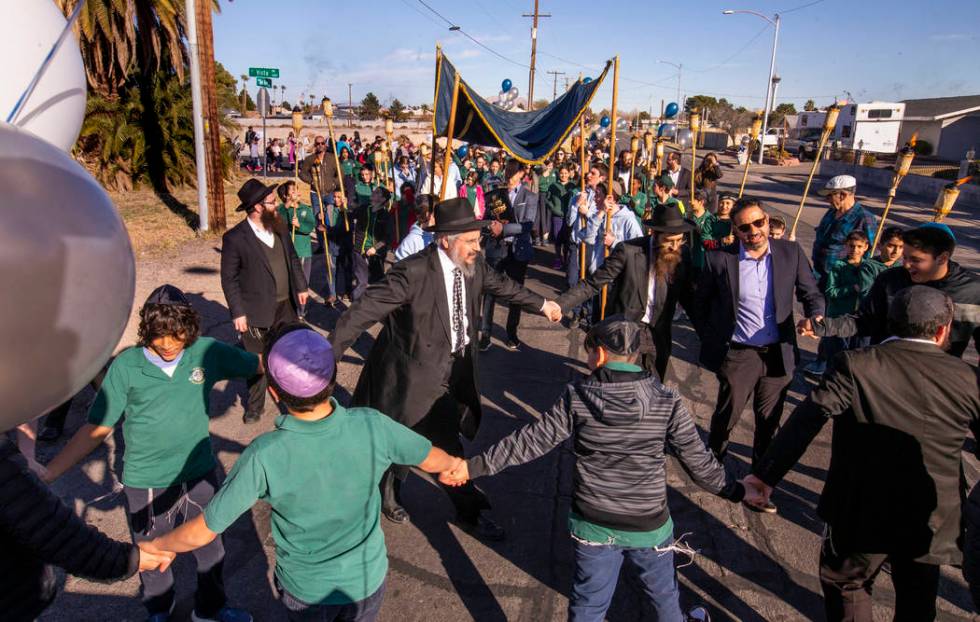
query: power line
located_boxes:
[688,23,769,73]
[780,0,826,14]
[415,0,529,67]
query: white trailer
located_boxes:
[796,102,905,154]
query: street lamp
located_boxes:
[657,59,682,115]
[723,8,780,164]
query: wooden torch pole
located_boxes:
[789,104,839,240]
[439,74,461,200]
[689,109,701,203]
[738,114,763,199]
[322,97,350,232]
[600,56,620,321]
[290,108,303,242]
[579,114,588,281]
[871,139,917,255]
[385,117,399,244]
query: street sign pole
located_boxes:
[257,87,270,179]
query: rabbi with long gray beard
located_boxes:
[330,197,563,540]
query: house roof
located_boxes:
[901,95,980,120]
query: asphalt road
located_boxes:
[38,161,978,621]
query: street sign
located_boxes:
[256,88,271,117]
[255,76,272,88]
[248,67,279,78]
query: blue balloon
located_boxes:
[456,145,468,158]
[600,115,611,128]
[664,102,679,119]
[658,122,669,137]
[583,77,593,84]
[502,79,512,93]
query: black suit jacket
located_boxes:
[671,167,692,200]
[695,238,824,373]
[755,340,980,564]
[330,245,545,436]
[220,220,308,327]
[555,236,696,375]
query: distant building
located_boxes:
[899,95,980,161]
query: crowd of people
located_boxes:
[5,131,980,622]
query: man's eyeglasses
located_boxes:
[314,141,326,146]
[736,218,767,233]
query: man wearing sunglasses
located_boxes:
[695,200,824,512]
[299,135,343,258]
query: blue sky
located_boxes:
[214,0,980,113]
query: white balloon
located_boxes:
[509,87,519,99]
[0,1,86,151]
[0,123,135,430]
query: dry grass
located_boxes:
[108,173,262,258]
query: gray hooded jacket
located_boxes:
[468,366,743,531]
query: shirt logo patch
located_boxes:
[189,367,205,384]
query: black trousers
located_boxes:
[381,352,490,523]
[480,251,529,341]
[819,529,940,621]
[124,470,226,617]
[637,323,669,383]
[707,344,791,468]
[241,299,297,417]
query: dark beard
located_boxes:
[260,209,286,235]
[654,249,681,281]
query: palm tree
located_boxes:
[56,0,191,97]
[240,74,249,113]
[281,85,287,108]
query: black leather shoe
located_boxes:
[478,333,491,352]
[38,425,64,442]
[456,515,506,541]
[383,505,410,524]
[242,411,261,425]
[504,338,520,351]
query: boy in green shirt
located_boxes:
[823,230,884,318]
[686,189,716,271]
[704,192,736,249]
[626,176,649,222]
[149,325,461,622]
[649,174,685,221]
[547,163,576,269]
[277,181,318,310]
[44,285,259,622]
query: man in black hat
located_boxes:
[555,207,698,381]
[221,179,309,424]
[330,197,562,538]
[695,199,823,512]
[743,286,980,620]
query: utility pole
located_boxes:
[348,83,353,128]
[194,0,226,230]
[547,70,565,101]
[185,0,208,231]
[522,0,550,110]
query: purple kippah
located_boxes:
[267,329,335,398]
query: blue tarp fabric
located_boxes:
[433,55,611,164]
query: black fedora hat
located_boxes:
[236,179,277,212]
[424,197,486,233]
[644,204,693,233]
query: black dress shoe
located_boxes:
[383,505,410,524]
[242,411,261,425]
[478,333,491,352]
[504,338,520,351]
[38,425,64,442]
[455,515,506,541]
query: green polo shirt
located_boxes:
[203,401,432,605]
[88,337,259,489]
[278,203,317,258]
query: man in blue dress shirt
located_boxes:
[694,199,824,512]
